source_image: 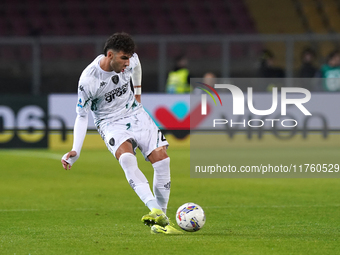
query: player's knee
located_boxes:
[148,147,168,164]
[154,157,170,168]
[115,140,134,159]
[118,152,137,169]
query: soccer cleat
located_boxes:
[151,224,183,235]
[141,208,169,227]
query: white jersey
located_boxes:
[76,53,142,127]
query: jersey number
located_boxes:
[158,130,166,142]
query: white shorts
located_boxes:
[98,109,169,160]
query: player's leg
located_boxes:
[116,141,169,227]
[148,146,171,214]
[133,110,171,214]
[126,109,171,227]
[146,147,183,235]
[116,140,159,210]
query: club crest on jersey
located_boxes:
[109,138,115,146]
[111,75,119,84]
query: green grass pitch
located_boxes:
[0,136,340,254]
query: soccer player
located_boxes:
[61,32,181,234]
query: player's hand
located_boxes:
[61,151,77,170]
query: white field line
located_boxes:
[0,150,61,160]
[0,208,97,212]
[203,204,340,209]
[1,204,340,212]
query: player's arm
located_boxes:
[61,84,90,170]
[61,113,88,170]
[132,57,142,103]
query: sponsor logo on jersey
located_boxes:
[104,83,128,103]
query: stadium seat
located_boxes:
[299,0,329,33]
[0,22,7,36]
[135,43,158,60]
[188,5,216,34]
[0,47,16,59]
[134,21,154,35]
[167,43,184,58]
[18,46,32,61]
[185,44,204,59]
[321,0,340,32]
[319,41,338,59]
[0,0,260,36]
[150,15,173,34]
[205,43,222,58]
[228,1,256,34]
[9,18,27,36]
[171,15,194,34]
[231,44,246,58]
[41,45,60,60]
[60,45,79,60]
[244,0,305,34]
[214,15,236,34]
[0,0,262,67]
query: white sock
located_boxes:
[119,153,155,205]
[152,157,171,214]
[146,199,162,211]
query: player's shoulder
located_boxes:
[82,55,103,76]
[129,53,140,68]
[131,52,139,60]
[79,55,103,88]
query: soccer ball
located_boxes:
[176,202,206,232]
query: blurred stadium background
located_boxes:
[1,1,340,254]
[0,0,340,95]
[1,0,340,149]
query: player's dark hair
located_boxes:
[103,32,135,56]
